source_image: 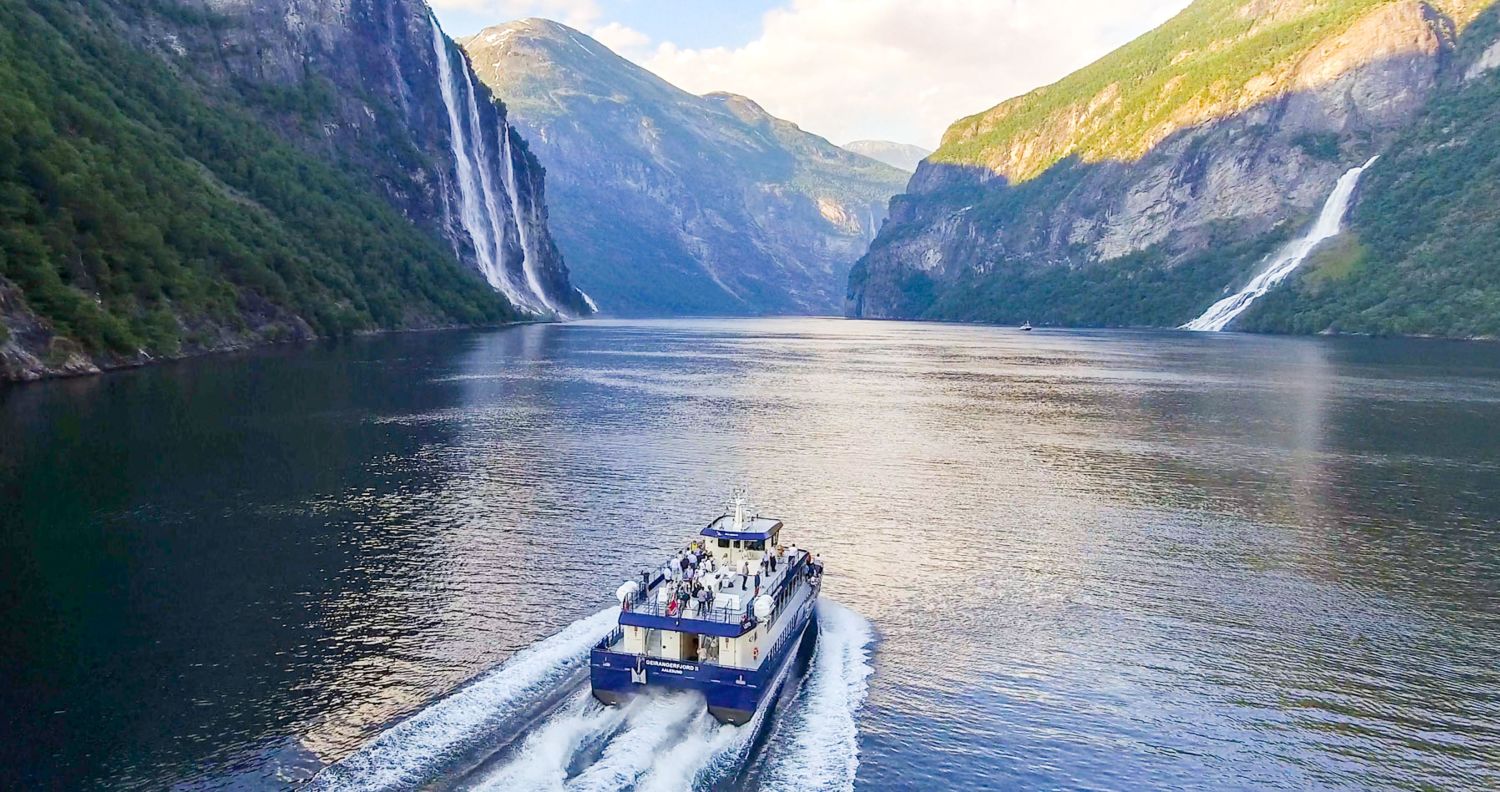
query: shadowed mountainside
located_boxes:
[463,19,910,316]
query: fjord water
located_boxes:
[2,319,1498,790]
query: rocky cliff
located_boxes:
[0,0,589,382]
[1242,5,1500,336]
[850,0,1500,336]
[462,19,910,316]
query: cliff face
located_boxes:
[462,20,910,316]
[0,0,588,382]
[850,0,1499,333]
[172,0,592,317]
[1242,6,1500,336]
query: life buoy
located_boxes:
[752,646,759,660]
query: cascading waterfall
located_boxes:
[457,61,547,314]
[499,123,564,317]
[1183,156,1379,332]
[427,15,546,314]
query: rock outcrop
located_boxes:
[462,19,910,316]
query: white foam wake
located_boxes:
[635,706,757,792]
[467,690,628,791]
[311,608,617,791]
[568,693,704,791]
[760,601,876,792]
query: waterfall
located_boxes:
[499,122,564,316]
[427,15,539,313]
[1182,156,1379,332]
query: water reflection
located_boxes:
[1,320,1498,790]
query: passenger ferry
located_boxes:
[591,493,823,725]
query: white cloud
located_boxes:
[591,21,651,54]
[630,0,1191,148]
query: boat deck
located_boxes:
[602,548,810,650]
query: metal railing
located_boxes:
[613,553,816,631]
[623,597,755,626]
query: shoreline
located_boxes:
[0,318,556,387]
[840,314,1500,344]
[9,314,1496,386]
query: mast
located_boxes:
[731,488,747,531]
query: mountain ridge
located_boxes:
[842,141,933,173]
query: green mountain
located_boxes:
[1242,7,1500,337]
[851,0,1500,338]
[463,19,910,316]
[0,0,586,381]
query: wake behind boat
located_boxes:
[591,492,823,725]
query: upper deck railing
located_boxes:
[607,551,815,637]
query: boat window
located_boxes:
[746,539,765,551]
[718,538,730,548]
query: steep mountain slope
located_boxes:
[1242,6,1500,336]
[850,0,1499,336]
[462,19,909,316]
[0,0,588,381]
[843,141,933,173]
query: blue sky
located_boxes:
[430,1,1191,148]
[434,1,780,48]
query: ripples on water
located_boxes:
[1,318,1498,790]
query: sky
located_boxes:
[431,0,1192,149]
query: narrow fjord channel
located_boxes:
[2,319,1498,790]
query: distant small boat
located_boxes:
[1020,321,1033,332]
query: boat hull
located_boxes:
[591,587,818,725]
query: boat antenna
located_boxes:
[732,487,747,531]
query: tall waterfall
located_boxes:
[427,15,546,314]
[500,122,563,316]
[1183,156,1379,332]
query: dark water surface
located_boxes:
[2,319,1498,790]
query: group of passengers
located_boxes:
[643,540,805,618]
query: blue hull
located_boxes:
[591,589,818,725]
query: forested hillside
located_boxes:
[0,0,592,381]
[1242,7,1500,337]
[851,0,1500,339]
